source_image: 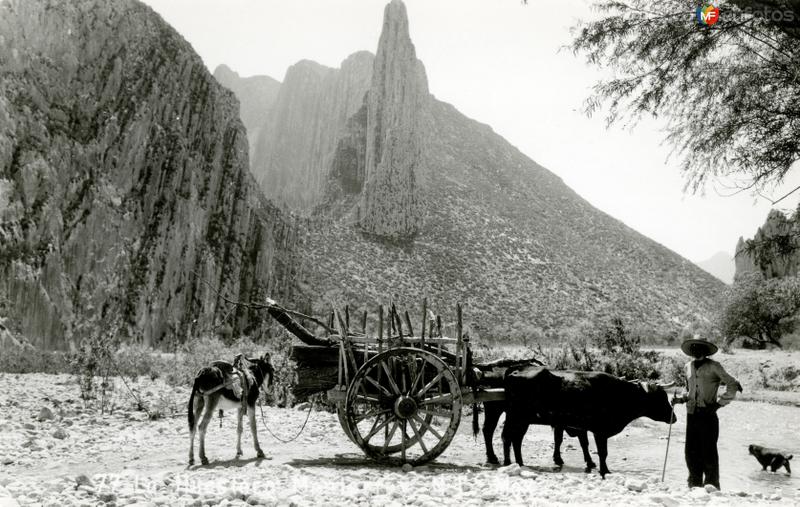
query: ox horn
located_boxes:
[657,381,676,389]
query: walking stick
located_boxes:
[661,394,676,482]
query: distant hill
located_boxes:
[695,252,734,284]
[212,65,281,161]
[220,0,726,339]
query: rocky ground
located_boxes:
[0,373,798,506]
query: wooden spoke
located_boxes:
[364,375,393,398]
[415,370,445,398]
[408,419,428,454]
[401,420,407,462]
[409,359,424,394]
[355,408,391,424]
[381,362,402,395]
[354,394,381,404]
[412,414,442,440]
[382,420,400,453]
[365,414,394,442]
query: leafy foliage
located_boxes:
[720,271,800,347]
[571,0,800,193]
[537,316,665,381]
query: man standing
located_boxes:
[672,337,742,490]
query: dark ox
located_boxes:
[472,359,596,472]
[188,353,274,466]
[501,366,676,478]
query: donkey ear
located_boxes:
[261,352,271,362]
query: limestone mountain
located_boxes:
[735,208,800,280]
[695,252,734,285]
[0,0,297,349]
[223,0,725,338]
[246,52,374,210]
[212,65,280,161]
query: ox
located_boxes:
[472,358,596,472]
[501,366,675,478]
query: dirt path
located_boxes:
[1,373,797,506]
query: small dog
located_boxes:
[749,444,792,474]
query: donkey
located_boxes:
[188,352,274,465]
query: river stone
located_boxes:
[625,479,646,492]
[500,464,521,476]
[246,493,272,505]
[37,407,54,421]
[52,428,68,440]
[648,494,680,507]
[74,474,93,487]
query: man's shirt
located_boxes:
[681,358,740,414]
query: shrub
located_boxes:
[720,272,800,348]
[660,355,688,388]
[533,316,667,382]
[757,361,800,391]
[0,342,70,374]
[114,343,164,381]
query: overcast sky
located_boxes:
[142,0,800,263]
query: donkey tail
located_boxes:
[188,378,199,430]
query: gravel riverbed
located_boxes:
[0,373,797,506]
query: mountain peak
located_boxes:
[354,0,429,240]
[213,64,237,80]
[377,0,414,64]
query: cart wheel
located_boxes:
[337,407,357,445]
[338,403,434,451]
[344,347,462,465]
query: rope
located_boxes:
[256,386,314,443]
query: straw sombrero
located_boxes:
[680,337,718,357]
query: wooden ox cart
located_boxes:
[263,299,504,466]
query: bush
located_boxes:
[115,343,164,381]
[533,316,668,382]
[0,342,70,374]
[720,272,800,348]
[661,355,688,388]
[757,360,800,391]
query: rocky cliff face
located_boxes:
[0,0,297,349]
[249,52,374,210]
[356,0,428,240]
[734,209,800,279]
[212,65,280,161]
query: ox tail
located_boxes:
[472,403,480,438]
[188,378,199,430]
[471,374,480,439]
